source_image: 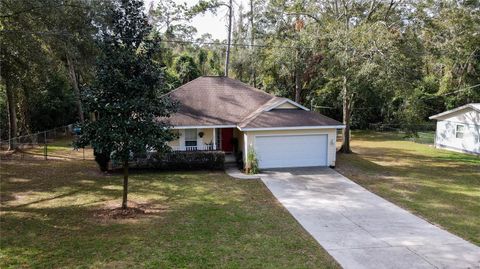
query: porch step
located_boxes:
[224,154,236,164]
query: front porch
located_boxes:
[169,127,242,153]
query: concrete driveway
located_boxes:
[261,168,480,269]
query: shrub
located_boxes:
[245,147,259,174]
[130,151,225,170]
[94,149,111,172]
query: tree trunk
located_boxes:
[5,79,17,150]
[122,160,129,209]
[294,67,302,103]
[224,0,233,77]
[340,75,352,153]
[66,55,84,123]
[250,0,256,87]
[340,6,351,154]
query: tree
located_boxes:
[173,53,201,84]
[197,49,208,75]
[190,0,233,76]
[306,0,413,153]
[244,0,323,103]
[76,0,176,209]
[43,0,98,124]
[148,0,196,40]
[0,0,97,141]
[248,0,256,87]
[0,0,55,147]
[414,1,480,109]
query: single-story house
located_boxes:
[429,103,480,155]
[163,76,344,169]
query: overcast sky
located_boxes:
[145,0,248,40]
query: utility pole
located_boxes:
[224,0,233,77]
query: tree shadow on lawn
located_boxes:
[0,159,339,268]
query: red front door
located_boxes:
[221,128,234,152]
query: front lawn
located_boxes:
[0,158,338,268]
[336,131,480,245]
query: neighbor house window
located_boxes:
[455,124,464,139]
[185,129,197,147]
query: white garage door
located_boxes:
[255,134,328,169]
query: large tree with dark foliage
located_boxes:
[77,0,176,209]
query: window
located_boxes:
[185,129,197,147]
[455,124,464,139]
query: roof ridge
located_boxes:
[429,103,480,119]
[220,77,286,127]
[223,76,277,99]
[466,103,480,112]
[238,97,284,128]
[164,76,276,101]
[160,76,204,98]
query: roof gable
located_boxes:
[263,98,310,111]
[429,103,480,120]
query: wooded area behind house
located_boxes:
[1,0,479,146]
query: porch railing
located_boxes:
[171,144,220,152]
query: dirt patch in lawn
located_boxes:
[92,200,169,223]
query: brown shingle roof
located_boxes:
[238,110,342,129]
[164,76,342,129]
[165,76,275,126]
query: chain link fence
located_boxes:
[332,123,436,146]
[0,124,93,161]
[368,123,436,132]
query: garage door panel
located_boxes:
[255,134,328,169]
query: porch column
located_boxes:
[212,128,217,150]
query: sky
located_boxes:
[145,0,248,40]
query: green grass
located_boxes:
[336,131,480,245]
[0,159,338,268]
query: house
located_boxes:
[429,103,480,155]
[163,76,344,169]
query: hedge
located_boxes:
[123,151,225,171]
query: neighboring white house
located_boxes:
[429,103,480,155]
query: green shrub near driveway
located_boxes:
[245,147,259,174]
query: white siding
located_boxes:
[434,109,480,155]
